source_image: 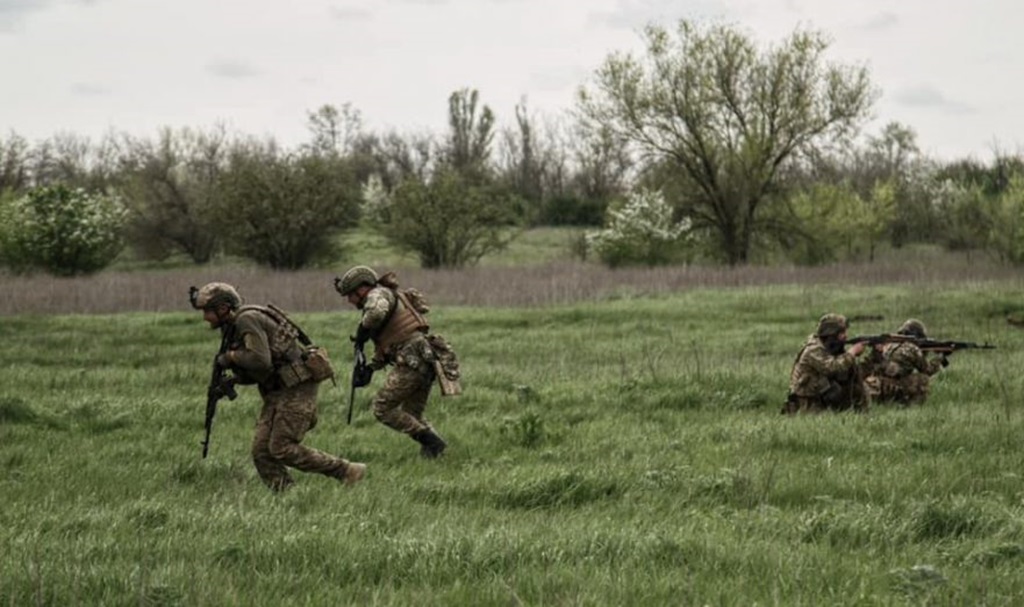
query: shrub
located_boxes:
[586,189,690,267]
[371,168,516,268]
[0,184,127,276]
[214,145,361,269]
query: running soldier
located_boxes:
[335,266,460,458]
[191,282,366,491]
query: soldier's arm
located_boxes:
[902,344,942,376]
[805,346,857,376]
[359,288,395,331]
[225,313,274,380]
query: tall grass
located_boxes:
[3,248,1023,315]
[2,284,1024,604]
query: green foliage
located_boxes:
[983,175,1024,263]
[537,195,605,226]
[118,127,227,264]
[579,19,877,264]
[374,168,517,268]
[783,180,895,264]
[0,184,126,275]
[215,143,361,269]
[586,189,691,267]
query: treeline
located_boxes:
[1,20,1023,275]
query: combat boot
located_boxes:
[411,429,447,459]
[340,462,367,486]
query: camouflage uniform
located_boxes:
[193,283,364,492]
[336,266,449,457]
[872,341,944,405]
[865,319,945,405]
[784,314,867,414]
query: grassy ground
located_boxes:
[109,226,587,272]
[2,283,1024,605]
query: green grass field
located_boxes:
[3,282,1024,605]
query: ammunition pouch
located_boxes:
[426,333,462,396]
[303,346,336,383]
[278,345,336,387]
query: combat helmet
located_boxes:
[189,282,241,310]
[334,265,378,296]
[816,313,848,338]
[897,318,927,339]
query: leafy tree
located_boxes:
[579,20,877,264]
[986,175,1024,263]
[442,88,495,180]
[781,180,895,264]
[0,185,127,275]
[214,141,361,269]
[376,168,514,268]
[118,127,228,263]
[586,188,691,267]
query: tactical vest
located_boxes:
[236,304,305,366]
[374,290,429,354]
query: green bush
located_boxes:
[0,185,126,276]
[586,189,690,267]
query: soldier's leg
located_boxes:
[251,402,294,492]
[372,365,432,435]
[266,382,363,484]
[850,380,869,412]
[903,375,931,405]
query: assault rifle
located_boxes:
[848,334,997,354]
[348,341,373,425]
[202,336,238,458]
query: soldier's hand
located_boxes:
[351,324,372,347]
[848,342,866,357]
[940,355,950,368]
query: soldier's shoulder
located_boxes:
[366,286,395,304]
[234,306,272,330]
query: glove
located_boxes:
[351,324,372,347]
[352,364,374,388]
[939,355,950,368]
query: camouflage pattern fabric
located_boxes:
[359,286,396,331]
[870,373,931,405]
[785,334,868,413]
[251,380,354,491]
[869,341,943,405]
[371,333,437,435]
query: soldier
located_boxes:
[190,282,366,491]
[784,313,869,414]
[869,319,947,405]
[334,266,456,458]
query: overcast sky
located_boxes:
[1,0,1019,161]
